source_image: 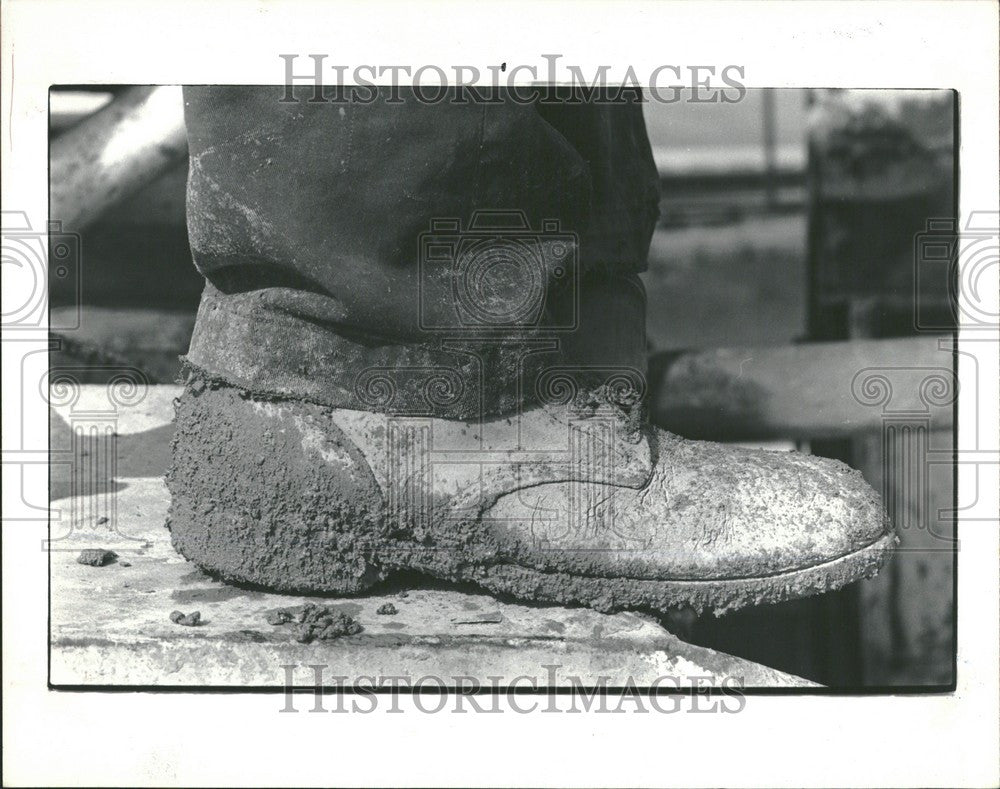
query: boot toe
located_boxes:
[666,438,892,580]
[486,431,893,582]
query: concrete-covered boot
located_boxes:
[167,361,895,615]
[167,86,896,614]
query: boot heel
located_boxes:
[166,380,388,594]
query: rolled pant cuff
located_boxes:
[182,285,632,420]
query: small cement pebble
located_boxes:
[293,603,363,643]
[76,549,117,567]
[95,516,109,525]
[169,610,201,626]
[265,609,294,626]
[376,602,398,615]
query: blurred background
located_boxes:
[48,87,957,688]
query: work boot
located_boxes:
[166,362,894,615]
[167,86,895,614]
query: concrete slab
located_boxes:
[49,385,815,688]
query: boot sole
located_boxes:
[453,531,898,615]
[170,482,895,615]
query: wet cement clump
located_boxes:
[294,603,363,643]
[169,610,202,626]
[76,549,117,567]
[166,378,387,595]
[376,602,398,615]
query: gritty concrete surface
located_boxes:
[49,384,816,688]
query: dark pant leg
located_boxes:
[182,86,659,416]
